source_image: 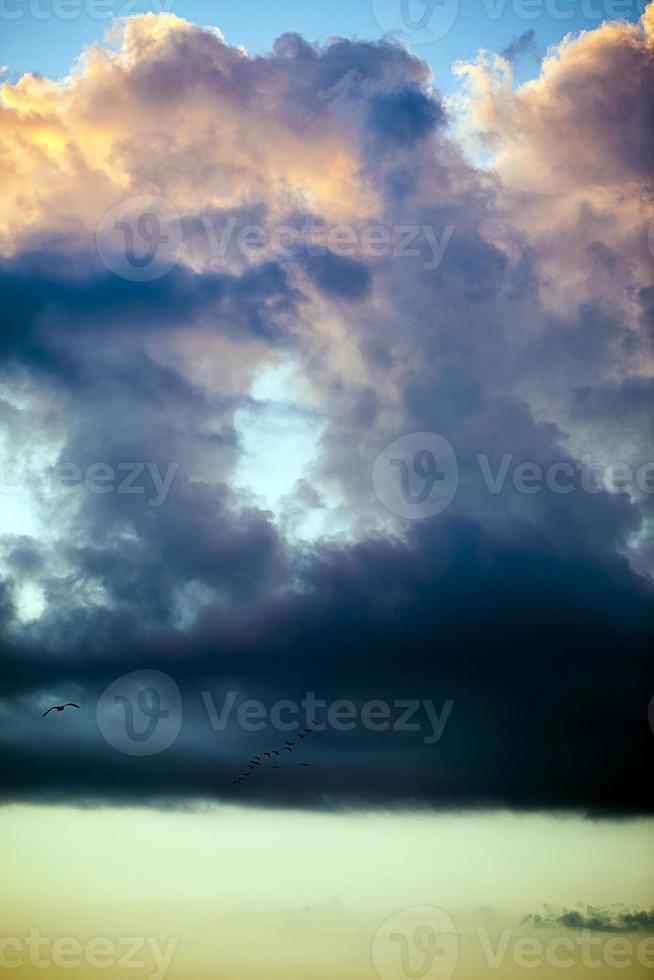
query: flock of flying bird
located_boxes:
[41,704,320,787]
[232,721,320,784]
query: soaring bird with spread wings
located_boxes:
[42,703,80,717]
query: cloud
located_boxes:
[0,8,652,813]
[1,513,652,813]
[523,905,654,933]
[458,14,654,187]
[500,29,541,65]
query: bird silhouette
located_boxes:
[42,703,79,717]
[270,750,280,757]
[264,752,272,759]
[284,746,293,752]
[272,765,280,770]
[299,763,310,767]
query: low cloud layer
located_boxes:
[524,905,654,933]
[0,8,652,813]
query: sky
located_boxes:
[0,0,653,978]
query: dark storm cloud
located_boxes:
[300,250,372,300]
[0,248,301,379]
[367,86,445,148]
[0,513,652,814]
[572,376,654,430]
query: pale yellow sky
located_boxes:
[1,805,652,980]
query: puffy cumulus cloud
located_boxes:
[453,11,654,313]
[0,9,652,813]
[451,9,654,565]
[0,13,437,249]
[458,15,654,188]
